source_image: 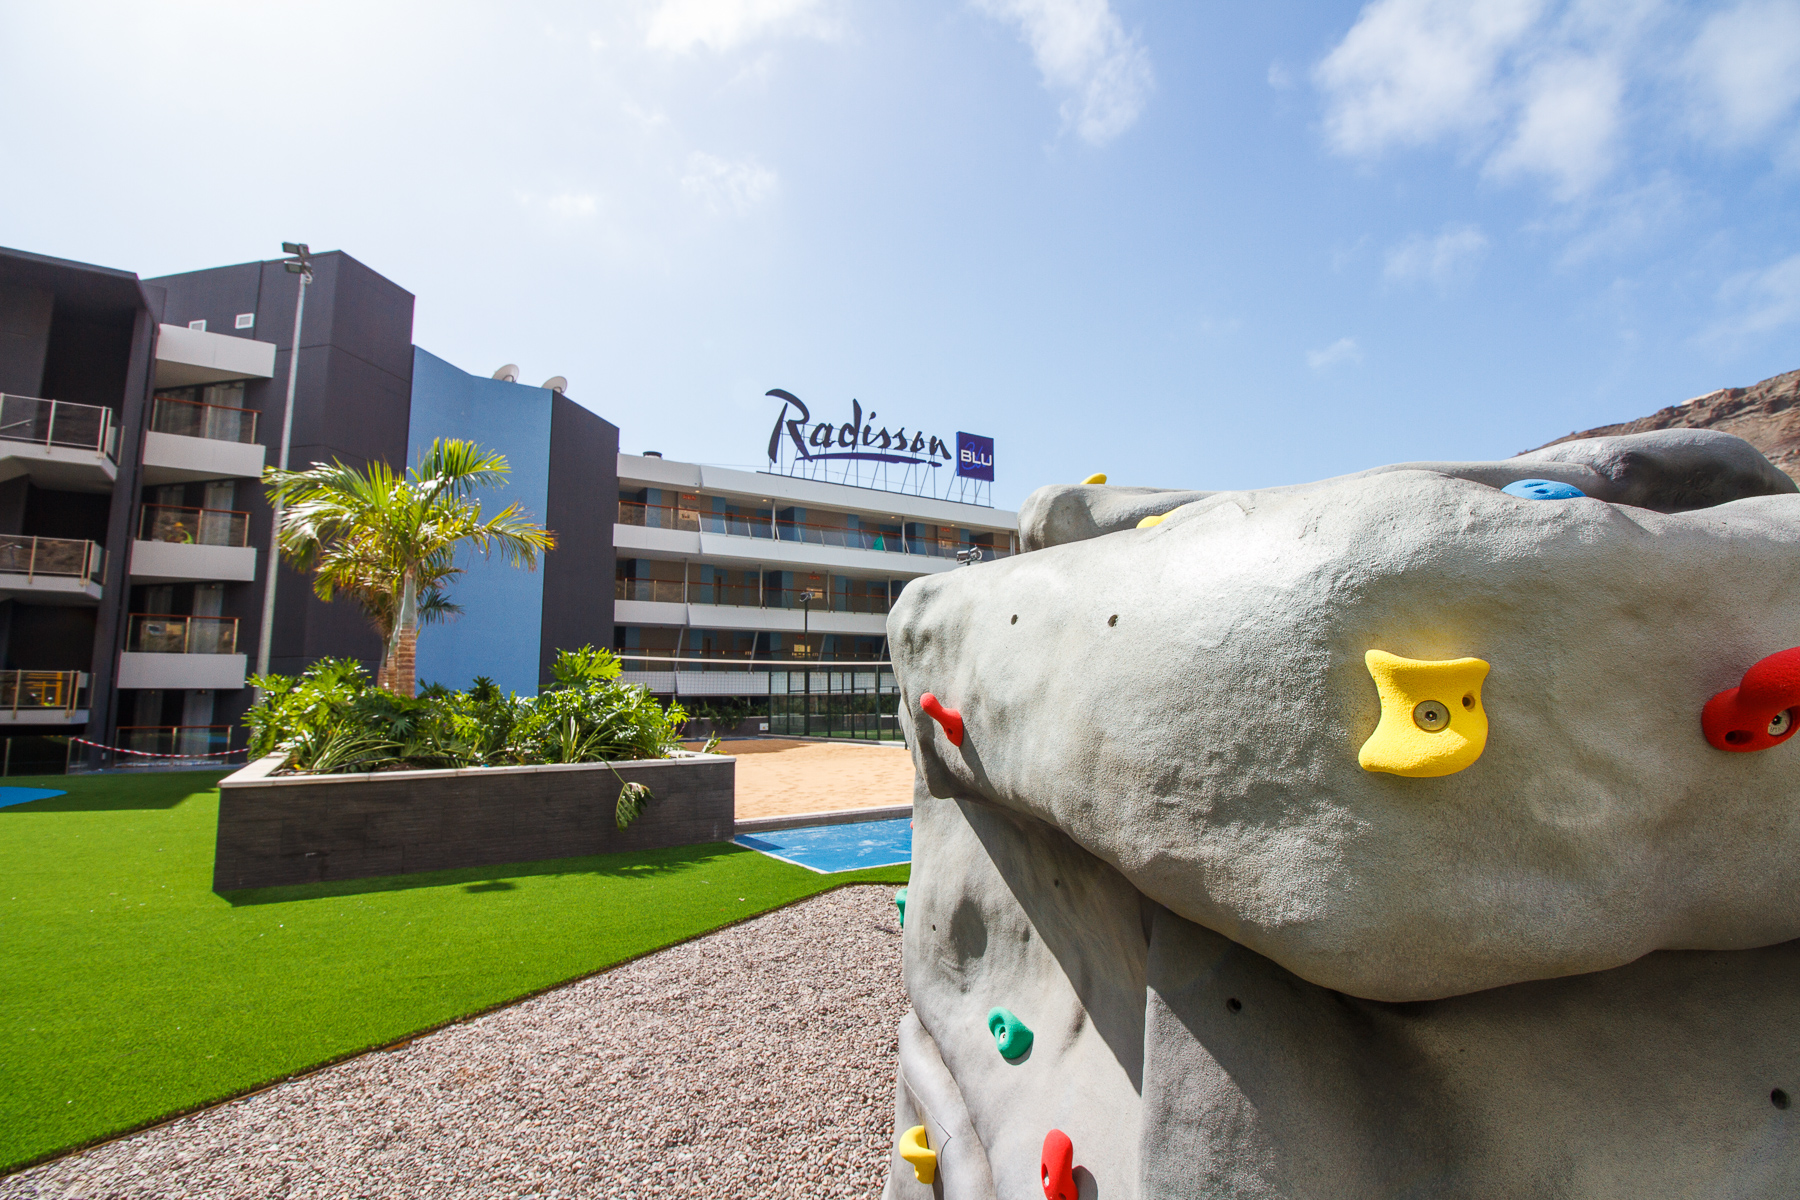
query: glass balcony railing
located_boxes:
[616,501,1008,561]
[128,615,238,654]
[117,725,232,756]
[0,394,115,457]
[138,505,250,547]
[150,396,258,444]
[0,670,88,714]
[615,577,892,614]
[0,535,102,584]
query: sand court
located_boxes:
[703,738,916,819]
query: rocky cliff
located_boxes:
[1530,367,1800,482]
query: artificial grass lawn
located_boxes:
[0,771,909,1174]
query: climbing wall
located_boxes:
[882,429,1800,1198]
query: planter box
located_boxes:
[213,752,735,891]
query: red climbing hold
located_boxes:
[1041,1129,1076,1200]
[1702,647,1800,752]
[919,693,965,746]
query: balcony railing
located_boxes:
[0,394,115,458]
[615,578,892,614]
[117,725,233,756]
[0,535,103,585]
[150,395,258,444]
[617,501,1008,561]
[0,670,88,714]
[139,505,250,548]
[127,615,238,654]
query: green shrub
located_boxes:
[243,646,688,777]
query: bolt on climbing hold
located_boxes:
[1082,473,1107,485]
[920,693,965,746]
[987,1007,1034,1059]
[1702,646,1800,752]
[1041,1129,1077,1200]
[1358,650,1490,777]
[895,888,908,928]
[1502,478,1586,500]
[899,1124,936,1185]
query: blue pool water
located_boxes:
[0,787,66,809]
[735,817,913,874]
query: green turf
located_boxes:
[0,771,909,1174]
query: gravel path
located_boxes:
[2,885,906,1200]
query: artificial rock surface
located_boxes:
[883,430,1800,1198]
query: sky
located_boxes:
[4,0,1798,511]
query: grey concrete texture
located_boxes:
[884,790,1800,1199]
[1018,427,1795,551]
[894,429,1800,1002]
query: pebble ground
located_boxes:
[1,885,906,1200]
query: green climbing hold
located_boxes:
[987,1006,1034,1060]
[895,888,908,928]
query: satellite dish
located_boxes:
[492,364,520,383]
[541,375,567,395]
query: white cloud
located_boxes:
[645,0,834,53]
[974,0,1154,146]
[1685,1,1800,144]
[1484,55,1622,199]
[1710,251,1800,341]
[545,192,600,218]
[1307,336,1363,370]
[1384,224,1490,286]
[1314,0,1545,155]
[681,151,779,213]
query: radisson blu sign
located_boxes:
[764,388,995,503]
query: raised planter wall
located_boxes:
[214,752,735,891]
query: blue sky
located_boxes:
[3,0,1797,510]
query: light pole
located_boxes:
[255,242,311,686]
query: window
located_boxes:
[234,313,254,330]
[187,319,206,331]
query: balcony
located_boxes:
[0,394,118,492]
[0,535,105,604]
[117,725,233,758]
[140,396,267,485]
[0,670,90,726]
[617,501,1008,563]
[130,505,257,584]
[153,323,276,389]
[116,615,246,690]
[615,578,893,615]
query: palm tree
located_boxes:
[264,439,556,696]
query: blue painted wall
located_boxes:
[407,347,552,696]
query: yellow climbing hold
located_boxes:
[899,1124,936,1184]
[1358,650,1490,778]
[1082,473,1107,485]
[1137,512,1168,529]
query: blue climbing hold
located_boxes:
[987,1007,1034,1060]
[1502,478,1585,501]
[895,887,908,928]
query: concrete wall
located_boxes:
[214,753,735,889]
[541,392,617,684]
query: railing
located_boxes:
[0,394,115,458]
[616,648,891,664]
[117,725,233,757]
[614,578,893,614]
[127,614,238,654]
[139,505,251,547]
[617,501,1008,561]
[150,396,258,444]
[0,535,103,585]
[0,670,87,714]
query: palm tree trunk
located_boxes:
[388,569,420,697]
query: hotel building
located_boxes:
[0,242,1015,757]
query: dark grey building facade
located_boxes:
[0,243,617,761]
